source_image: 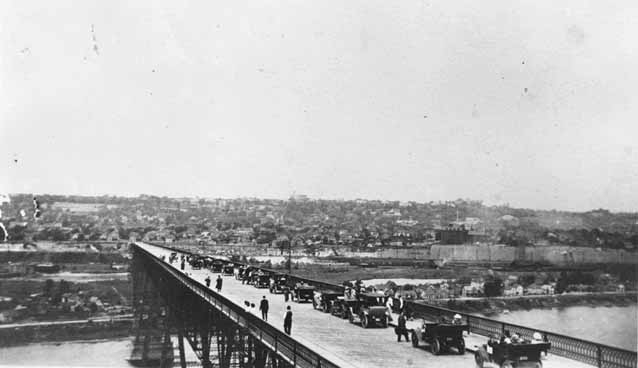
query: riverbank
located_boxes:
[0,317,133,346]
[428,292,637,314]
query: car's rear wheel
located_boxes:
[411,332,419,348]
[362,315,369,328]
[322,303,329,313]
[431,338,441,355]
[457,338,466,355]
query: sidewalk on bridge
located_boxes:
[386,312,592,368]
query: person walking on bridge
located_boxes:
[283,305,293,335]
[396,311,409,342]
[215,275,223,292]
[259,296,269,321]
[205,276,211,288]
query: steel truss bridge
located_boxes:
[130,242,637,368]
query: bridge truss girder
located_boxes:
[132,248,292,368]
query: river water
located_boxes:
[0,306,635,366]
[484,305,637,351]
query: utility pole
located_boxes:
[288,237,292,275]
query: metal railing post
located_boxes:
[597,345,602,368]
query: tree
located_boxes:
[483,276,504,297]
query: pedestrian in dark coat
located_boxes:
[259,296,269,321]
[284,288,290,302]
[215,275,223,292]
[180,261,185,271]
[284,306,292,335]
[205,276,211,287]
[396,312,409,342]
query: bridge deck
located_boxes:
[139,242,592,368]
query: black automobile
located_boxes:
[331,296,357,319]
[347,292,389,328]
[269,276,288,294]
[211,260,224,273]
[312,290,342,313]
[411,321,469,355]
[222,264,234,276]
[189,256,205,270]
[254,273,271,288]
[475,338,550,368]
[292,283,315,303]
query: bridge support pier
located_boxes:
[132,246,301,368]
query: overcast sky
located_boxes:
[1,0,637,212]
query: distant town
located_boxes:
[1,194,637,250]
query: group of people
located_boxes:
[204,274,223,292]
[241,296,293,335]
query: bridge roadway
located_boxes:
[139,242,591,368]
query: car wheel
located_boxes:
[474,352,484,368]
[322,303,329,313]
[411,332,419,348]
[431,338,441,355]
[362,315,369,328]
[458,338,465,355]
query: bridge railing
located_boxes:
[135,243,340,368]
[408,302,637,368]
[143,242,637,368]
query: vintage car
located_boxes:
[292,283,316,303]
[347,292,389,328]
[188,256,205,270]
[222,264,235,276]
[211,260,224,273]
[331,296,357,319]
[254,273,271,288]
[475,338,550,368]
[269,275,289,294]
[411,321,469,355]
[312,290,342,313]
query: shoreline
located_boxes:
[427,292,637,315]
[0,317,133,346]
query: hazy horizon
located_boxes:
[2,1,637,212]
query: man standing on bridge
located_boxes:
[259,295,269,321]
[215,275,223,292]
[205,276,211,288]
[284,305,292,335]
[396,311,409,342]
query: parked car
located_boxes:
[346,292,389,328]
[312,290,342,312]
[475,337,550,368]
[292,283,315,303]
[222,264,234,276]
[254,273,271,288]
[269,275,289,294]
[211,260,224,273]
[411,321,469,355]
